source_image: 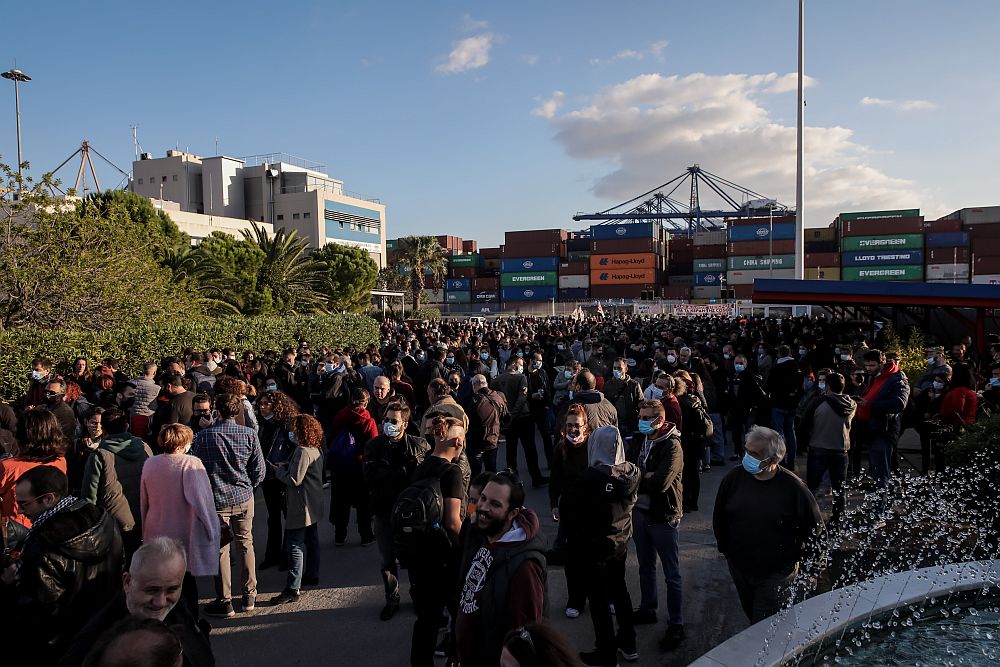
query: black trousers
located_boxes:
[330,465,373,542]
[531,407,554,469]
[261,479,286,564]
[505,418,543,481]
[577,551,636,658]
[408,555,455,667]
[681,447,703,511]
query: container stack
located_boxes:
[922,219,969,283]
[665,235,694,300]
[589,222,664,300]
[970,225,1000,285]
[726,215,797,296]
[691,230,727,301]
[559,231,590,301]
[804,227,840,279]
[837,211,925,282]
[499,229,566,305]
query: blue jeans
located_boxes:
[631,509,683,626]
[771,407,797,465]
[709,413,725,462]
[868,433,894,487]
[285,523,319,591]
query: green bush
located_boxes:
[406,308,442,321]
[942,413,1000,468]
[0,314,378,402]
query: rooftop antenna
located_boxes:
[215,136,219,156]
[131,124,140,161]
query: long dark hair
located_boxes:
[17,408,68,461]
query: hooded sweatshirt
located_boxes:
[456,508,546,667]
[80,433,153,532]
[563,426,640,560]
[807,394,856,451]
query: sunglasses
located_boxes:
[383,418,402,426]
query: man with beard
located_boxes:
[58,537,214,666]
[454,471,546,667]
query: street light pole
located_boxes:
[2,68,31,185]
[794,0,805,280]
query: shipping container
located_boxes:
[591,238,662,254]
[423,288,445,303]
[558,287,590,300]
[971,274,1000,285]
[667,262,694,276]
[668,275,695,287]
[973,256,1000,275]
[462,239,478,253]
[693,272,725,286]
[841,265,924,281]
[804,227,838,242]
[558,274,590,289]
[483,258,501,270]
[471,277,499,290]
[445,278,472,291]
[500,271,558,287]
[505,229,566,245]
[566,251,592,264]
[558,262,589,276]
[449,254,481,268]
[957,206,1000,225]
[502,242,563,258]
[664,286,692,299]
[926,278,970,284]
[473,289,499,302]
[589,253,657,270]
[728,255,796,271]
[669,237,693,247]
[727,240,796,255]
[727,269,796,284]
[590,268,658,285]
[925,264,971,280]
[500,286,558,302]
[479,247,503,259]
[805,240,838,254]
[727,215,796,227]
[841,234,924,252]
[926,247,970,263]
[668,249,694,262]
[434,235,464,252]
[500,256,561,273]
[566,238,591,252]
[727,223,796,242]
[804,268,841,280]
[972,239,1000,256]
[966,225,1000,241]
[446,291,472,304]
[386,239,398,250]
[841,249,924,267]
[468,302,500,314]
[693,258,726,272]
[693,230,727,246]
[590,222,657,240]
[805,252,841,268]
[693,244,728,259]
[840,217,925,237]
[925,232,970,248]
[450,267,478,279]
[731,284,754,299]
[590,284,648,299]
[839,209,920,222]
[923,219,963,233]
[692,285,723,299]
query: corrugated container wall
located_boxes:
[558,274,590,289]
[841,250,924,267]
[500,257,561,273]
[841,266,924,281]
[841,234,924,252]
[839,217,925,237]
[727,223,796,242]
[500,286,558,301]
[590,222,657,240]
[693,230,727,246]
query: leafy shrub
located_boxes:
[0,314,378,402]
[882,324,927,384]
[406,308,442,321]
[942,413,1000,469]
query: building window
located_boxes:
[293,213,300,220]
[172,174,178,181]
[303,212,311,219]
[138,178,143,184]
[277,214,284,221]
[162,176,167,182]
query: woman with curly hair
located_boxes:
[0,408,68,531]
[257,390,300,569]
[268,413,325,605]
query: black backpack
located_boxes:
[391,471,450,565]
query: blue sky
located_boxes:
[2,1,998,245]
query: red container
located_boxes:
[973,255,1000,275]
[558,262,589,276]
[728,240,795,255]
[973,239,1000,256]
[804,252,840,268]
[923,219,962,233]
[501,242,563,258]
[505,229,567,245]
[590,284,652,299]
[434,235,464,251]
[728,215,796,227]
[732,285,754,298]
[471,277,499,290]
[669,238,693,247]
[664,286,691,299]
[693,244,728,259]
[479,247,503,259]
[840,217,925,236]
[450,267,478,279]
[967,225,1000,241]
[804,227,837,242]
[591,238,662,254]
[462,239,478,253]
[926,247,970,263]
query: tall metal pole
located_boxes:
[794,0,805,280]
[2,68,31,185]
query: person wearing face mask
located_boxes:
[255,390,300,569]
[855,349,910,488]
[553,360,579,406]
[22,356,55,409]
[766,345,803,470]
[527,352,555,468]
[474,347,499,381]
[627,400,684,651]
[754,344,774,384]
[548,405,590,614]
[932,365,978,472]
[727,355,766,462]
[363,401,431,621]
[465,374,506,475]
[492,359,548,487]
[603,358,644,439]
[327,388,380,547]
[799,373,855,522]
[713,426,822,624]
[671,371,713,513]
[981,365,1000,415]
[43,378,79,447]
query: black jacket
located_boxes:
[676,392,713,454]
[6,500,122,660]
[627,428,684,523]
[767,358,803,411]
[363,433,431,516]
[562,462,639,561]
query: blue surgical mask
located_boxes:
[383,421,401,438]
[927,357,936,366]
[817,382,826,391]
[613,369,624,380]
[932,380,944,390]
[326,363,336,373]
[742,452,767,475]
[288,431,297,445]
[532,360,542,370]
[840,354,850,362]
[799,348,807,357]
[649,387,664,400]
[262,413,274,421]
[564,370,573,379]
[480,352,490,361]
[723,353,731,360]
[734,363,746,373]
[446,357,455,365]
[990,377,1000,388]
[638,419,658,435]
[568,390,574,400]
[266,384,278,392]
[31,370,45,381]
[516,352,524,358]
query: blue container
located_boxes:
[693,272,725,286]
[590,222,656,240]
[500,257,561,273]
[727,223,796,242]
[925,232,970,248]
[445,278,472,291]
[473,289,499,302]
[501,286,558,302]
[558,287,590,300]
[841,249,924,267]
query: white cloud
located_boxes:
[532,91,566,119]
[537,72,946,225]
[520,54,540,66]
[460,14,489,32]
[861,96,936,111]
[590,40,669,65]
[437,33,494,74]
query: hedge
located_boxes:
[0,314,379,402]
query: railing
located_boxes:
[237,152,327,171]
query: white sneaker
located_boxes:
[618,647,640,662]
[565,607,581,619]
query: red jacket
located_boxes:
[331,405,379,459]
[939,386,977,426]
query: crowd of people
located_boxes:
[1,312,996,667]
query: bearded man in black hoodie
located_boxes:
[798,371,856,521]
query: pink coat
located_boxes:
[140,453,220,577]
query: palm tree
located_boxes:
[159,246,241,315]
[394,236,449,311]
[241,221,326,314]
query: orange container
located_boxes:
[589,253,657,270]
[589,268,658,285]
